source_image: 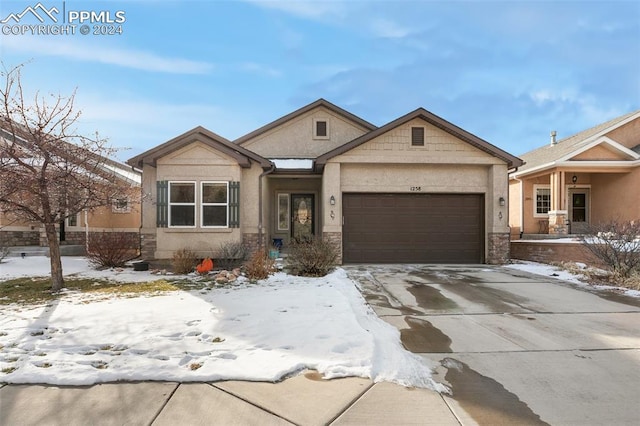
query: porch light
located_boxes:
[329,195,336,205]
[499,197,505,207]
[572,175,578,184]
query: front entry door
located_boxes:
[291,194,314,242]
[569,189,589,234]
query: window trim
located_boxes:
[112,196,131,214]
[168,181,196,228]
[533,184,551,218]
[411,126,425,147]
[201,181,229,228]
[313,118,330,140]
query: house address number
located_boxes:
[410,186,422,191]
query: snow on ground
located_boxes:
[505,260,640,298]
[0,257,446,391]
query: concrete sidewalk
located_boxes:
[0,374,458,426]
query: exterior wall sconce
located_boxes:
[499,197,505,207]
[572,175,578,184]
[329,195,336,205]
[330,210,335,219]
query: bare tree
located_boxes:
[0,64,137,291]
[582,220,640,279]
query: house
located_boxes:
[128,99,522,264]
[0,124,141,249]
[509,110,640,238]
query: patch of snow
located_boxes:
[512,238,582,244]
[505,260,639,298]
[271,158,313,169]
[0,258,444,391]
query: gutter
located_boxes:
[258,164,276,249]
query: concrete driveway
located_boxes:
[344,264,640,426]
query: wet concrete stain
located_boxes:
[363,293,423,316]
[304,371,324,381]
[590,289,640,308]
[410,270,535,313]
[400,317,452,353]
[441,357,550,425]
[406,281,459,311]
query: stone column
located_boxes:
[548,210,568,235]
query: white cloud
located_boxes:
[2,36,213,74]
[370,18,412,39]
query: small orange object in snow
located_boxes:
[196,258,214,274]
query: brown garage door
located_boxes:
[343,193,484,263]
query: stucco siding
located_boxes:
[238,107,370,158]
[509,179,522,235]
[570,144,629,161]
[335,118,502,165]
[605,118,640,149]
[591,168,640,224]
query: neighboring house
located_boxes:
[509,110,640,238]
[128,99,522,264]
[0,125,141,248]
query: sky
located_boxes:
[1,0,639,162]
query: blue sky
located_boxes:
[1,0,639,162]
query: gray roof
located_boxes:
[515,110,640,175]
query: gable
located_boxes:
[238,106,371,158]
[568,143,633,161]
[330,117,504,165]
[604,116,640,150]
[157,141,239,166]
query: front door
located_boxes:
[291,194,314,242]
[569,189,589,234]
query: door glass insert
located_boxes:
[572,193,586,222]
[291,194,314,242]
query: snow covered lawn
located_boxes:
[0,257,444,391]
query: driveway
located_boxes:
[344,264,640,426]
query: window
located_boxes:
[67,213,78,227]
[534,186,551,216]
[202,182,228,227]
[411,127,425,146]
[277,193,289,231]
[169,182,195,227]
[112,197,130,213]
[313,118,330,139]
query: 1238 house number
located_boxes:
[410,186,422,191]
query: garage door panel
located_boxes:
[343,193,483,263]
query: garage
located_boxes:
[342,193,484,263]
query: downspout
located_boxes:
[258,164,276,249]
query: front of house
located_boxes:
[509,110,640,238]
[128,99,522,264]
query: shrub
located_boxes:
[216,241,248,270]
[172,248,198,274]
[87,232,139,268]
[582,220,640,280]
[287,238,339,277]
[243,248,275,281]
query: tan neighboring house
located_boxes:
[0,126,141,249]
[128,99,522,264]
[509,110,640,238]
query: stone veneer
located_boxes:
[323,231,343,264]
[487,232,510,264]
[242,233,264,255]
[0,230,40,246]
[140,232,157,260]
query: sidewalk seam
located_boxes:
[210,383,298,425]
[327,381,375,425]
[148,382,180,426]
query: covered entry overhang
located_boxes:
[511,160,638,236]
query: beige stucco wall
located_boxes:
[322,117,511,260]
[605,117,640,149]
[238,106,370,158]
[591,168,640,224]
[150,141,249,258]
[571,144,628,161]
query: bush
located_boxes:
[582,220,640,279]
[172,248,198,274]
[87,232,139,268]
[243,248,275,281]
[216,241,248,270]
[287,238,339,277]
